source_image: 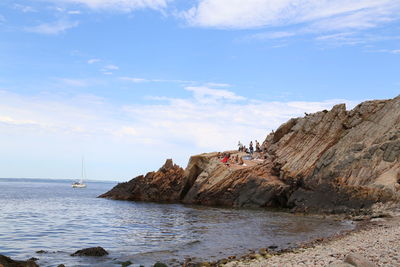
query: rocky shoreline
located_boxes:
[218,213,400,267]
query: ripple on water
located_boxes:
[0,179,354,266]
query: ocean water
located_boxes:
[0,178,354,267]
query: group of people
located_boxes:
[237,140,262,154]
[218,152,244,166]
[218,139,267,167]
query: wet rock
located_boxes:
[57,265,66,267]
[153,263,168,267]
[344,253,376,267]
[0,254,39,267]
[70,247,108,257]
[119,260,132,267]
[268,245,278,249]
[35,250,47,254]
[258,248,267,255]
[217,258,228,264]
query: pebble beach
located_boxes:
[225,216,400,267]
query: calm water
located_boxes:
[0,178,354,266]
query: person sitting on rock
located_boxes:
[221,153,230,165]
[235,154,239,164]
[238,156,244,165]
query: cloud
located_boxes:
[26,20,79,35]
[119,76,196,85]
[68,10,81,14]
[0,15,6,24]
[103,64,119,70]
[0,88,359,179]
[13,4,36,13]
[50,0,170,12]
[183,0,400,45]
[88,58,101,64]
[185,86,245,103]
[59,78,89,87]
[119,77,148,83]
[247,31,297,40]
[100,64,119,75]
[183,0,400,29]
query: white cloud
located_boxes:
[119,77,148,83]
[205,82,231,87]
[59,78,89,87]
[103,64,119,70]
[52,0,170,12]
[248,31,297,40]
[0,88,359,179]
[183,0,400,29]
[185,86,245,103]
[26,20,79,35]
[13,4,36,13]
[68,10,81,14]
[183,0,400,45]
[88,58,101,64]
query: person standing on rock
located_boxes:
[255,140,261,152]
[249,141,254,154]
[238,141,243,151]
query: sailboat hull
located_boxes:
[72,183,87,188]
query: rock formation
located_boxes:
[0,254,38,267]
[100,95,400,213]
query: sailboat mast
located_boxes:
[81,157,84,183]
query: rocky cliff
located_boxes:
[100,95,400,213]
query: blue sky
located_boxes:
[0,0,399,181]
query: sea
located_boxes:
[0,178,354,267]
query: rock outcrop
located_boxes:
[99,159,186,202]
[0,254,39,267]
[100,95,400,213]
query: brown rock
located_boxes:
[0,254,39,267]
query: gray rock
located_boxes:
[326,263,354,267]
[344,253,376,267]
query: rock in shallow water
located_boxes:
[0,254,39,267]
[70,246,109,257]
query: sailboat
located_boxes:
[72,157,87,188]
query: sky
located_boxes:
[0,0,399,181]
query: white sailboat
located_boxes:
[72,157,87,188]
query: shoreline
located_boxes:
[216,214,400,267]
